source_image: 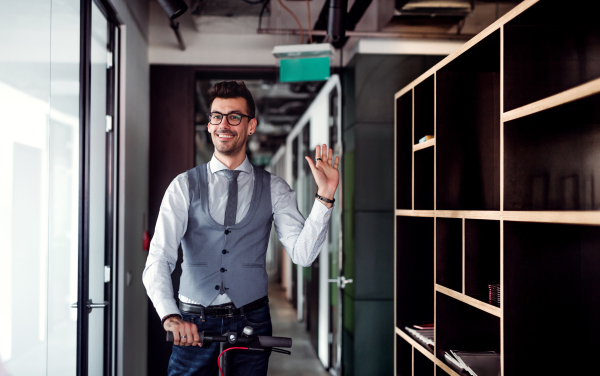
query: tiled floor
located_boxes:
[267,284,330,376]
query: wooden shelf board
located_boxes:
[396,209,435,217]
[413,138,435,151]
[396,210,600,225]
[395,327,436,362]
[436,284,502,317]
[436,358,462,376]
[503,76,600,122]
[393,0,540,100]
[435,211,501,220]
[502,211,600,225]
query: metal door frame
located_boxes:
[76,1,121,374]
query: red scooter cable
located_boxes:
[218,347,249,376]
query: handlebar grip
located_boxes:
[166,331,205,343]
[257,336,292,348]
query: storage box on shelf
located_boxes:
[394,0,600,375]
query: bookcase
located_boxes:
[394,0,600,375]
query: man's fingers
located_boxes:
[315,145,321,161]
[184,323,194,347]
[191,323,200,347]
[328,148,333,164]
[333,156,339,169]
[305,156,317,174]
[172,326,180,346]
[322,144,327,161]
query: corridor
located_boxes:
[267,284,329,376]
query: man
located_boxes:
[143,80,340,375]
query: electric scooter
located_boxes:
[167,327,292,376]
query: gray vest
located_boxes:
[179,163,272,307]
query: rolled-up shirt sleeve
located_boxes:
[142,173,189,319]
[271,175,333,267]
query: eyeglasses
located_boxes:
[208,112,253,126]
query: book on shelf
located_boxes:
[418,135,434,143]
[488,284,500,307]
[404,325,434,351]
[444,350,500,376]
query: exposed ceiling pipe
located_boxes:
[170,19,186,51]
[257,27,474,41]
[327,0,348,47]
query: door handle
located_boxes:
[328,276,353,289]
[71,299,109,313]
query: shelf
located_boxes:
[396,328,435,362]
[435,292,500,366]
[396,209,435,217]
[396,91,413,210]
[503,76,600,122]
[413,139,434,151]
[396,334,412,376]
[436,30,501,211]
[504,93,600,211]
[414,348,434,375]
[464,219,500,307]
[504,1,600,112]
[396,210,600,225]
[396,216,434,330]
[436,285,501,318]
[436,218,462,292]
[414,75,435,144]
[504,222,600,374]
[414,147,434,210]
[436,362,460,376]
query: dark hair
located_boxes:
[208,81,256,119]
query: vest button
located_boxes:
[225,230,230,235]
[215,285,220,290]
[222,249,227,254]
[220,268,226,273]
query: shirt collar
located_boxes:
[209,154,252,175]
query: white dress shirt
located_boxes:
[143,155,333,319]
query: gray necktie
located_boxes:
[222,170,241,227]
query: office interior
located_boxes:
[2,0,599,375]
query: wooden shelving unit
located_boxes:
[394,1,600,375]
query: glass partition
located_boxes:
[0,0,80,374]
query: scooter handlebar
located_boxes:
[165,331,292,349]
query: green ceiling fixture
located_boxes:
[272,43,334,83]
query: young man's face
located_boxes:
[208,97,257,158]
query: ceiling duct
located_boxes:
[396,0,473,17]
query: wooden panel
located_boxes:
[414,349,434,376]
[413,139,434,151]
[397,92,413,210]
[436,285,501,318]
[465,220,500,306]
[149,65,196,234]
[396,216,434,330]
[436,292,500,367]
[414,76,435,144]
[436,218,462,292]
[415,147,434,210]
[504,93,600,211]
[504,0,600,112]
[503,222,600,374]
[397,335,413,376]
[436,31,501,211]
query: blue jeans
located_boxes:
[168,301,272,376]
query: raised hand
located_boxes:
[305,144,340,209]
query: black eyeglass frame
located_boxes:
[208,111,254,126]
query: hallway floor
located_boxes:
[267,284,330,376]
